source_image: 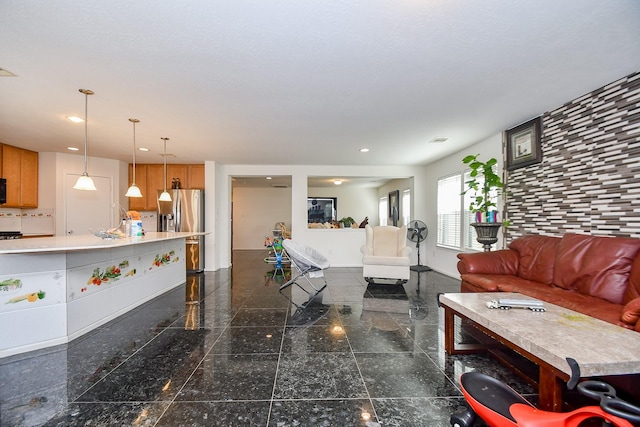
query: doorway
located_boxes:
[230,176,292,250]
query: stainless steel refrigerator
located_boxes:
[157,189,205,272]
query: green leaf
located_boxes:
[462,154,477,163]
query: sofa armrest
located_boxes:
[400,246,411,258]
[361,245,373,256]
[457,250,519,275]
[621,297,640,332]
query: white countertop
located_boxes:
[0,232,205,254]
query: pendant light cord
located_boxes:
[132,121,136,183]
[161,137,169,192]
[130,118,139,185]
[83,90,89,174]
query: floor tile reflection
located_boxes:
[1,250,537,426]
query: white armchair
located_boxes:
[361,225,411,284]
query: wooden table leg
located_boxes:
[442,305,485,355]
[444,306,455,354]
[538,366,564,412]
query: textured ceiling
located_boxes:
[1,1,639,166]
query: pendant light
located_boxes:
[158,137,172,202]
[73,88,97,191]
[125,118,143,197]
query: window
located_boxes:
[463,171,485,251]
[437,174,461,248]
[437,172,490,251]
[379,197,388,226]
[402,189,411,226]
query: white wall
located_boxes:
[38,152,127,236]
[38,152,57,210]
[422,133,504,278]
[232,186,292,249]
[376,178,412,226]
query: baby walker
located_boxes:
[451,358,640,427]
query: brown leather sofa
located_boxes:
[457,233,640,332]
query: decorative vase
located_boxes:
[471,222,502,252]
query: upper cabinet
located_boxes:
[187,164,205,189]
[1,144,38,208]
[127,164,204,210]
[127,164,163,211]
[165,164,204,189]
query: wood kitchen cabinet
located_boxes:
[166,165,188,190]
[1,144,38,208]
[145,164,165,207]
[127,164,164,211]
[188,164,205,189]
[127,164,147,211]
[165,164,205,190]
[128,163,204,210]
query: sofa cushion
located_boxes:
[509,235,560,285]
[553,233,640,304]
[457,250,519,275]
[626,256,640,304]
[495,281,627,328]
[460,274,507,292]
[621,298,640,331]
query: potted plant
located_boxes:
[338,216,356,228]
[462,154,506,251]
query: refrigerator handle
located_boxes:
[175,192,181,232]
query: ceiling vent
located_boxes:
[272,184,288,188]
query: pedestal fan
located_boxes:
[407,220,431,272]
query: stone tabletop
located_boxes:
[439,292,640,378]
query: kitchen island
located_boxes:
[0,232,201,358]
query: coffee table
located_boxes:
[439,292,640,412]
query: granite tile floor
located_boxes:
[0,250,537,427]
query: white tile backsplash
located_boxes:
[21,209,55,235]
[0,208,56,235]
[140,211,157,233]
[0,209,22,231]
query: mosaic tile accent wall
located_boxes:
[506,71,640,240]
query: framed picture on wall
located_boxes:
[506,116,542,170]
[388,190,399,226]
[307,197,337,224]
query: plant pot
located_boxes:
[471,222,502,252]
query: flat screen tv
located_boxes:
[307,197,337,224]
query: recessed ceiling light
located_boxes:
[67,116,84,123]
[359,148,370,152]
[266,176,272,180]
[334,179,343,185]
[428,137,449,143]
[138,147,150,152]
[67,146,79,151]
